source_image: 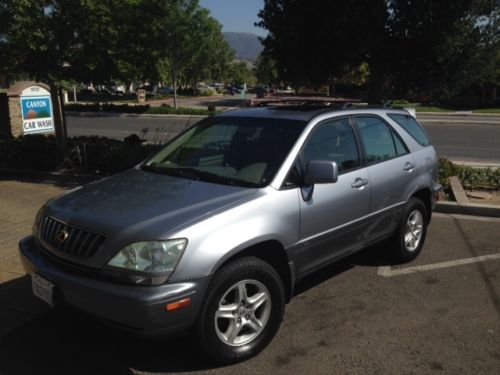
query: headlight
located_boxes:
[106,239,187,285]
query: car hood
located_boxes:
[45,168,258,238]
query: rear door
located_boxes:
[353,115,417,241]
[297,117,371,276]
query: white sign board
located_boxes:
[20,86,55,134]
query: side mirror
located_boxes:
[304,160,338,185]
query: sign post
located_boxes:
[6,81,56,137]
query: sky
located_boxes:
[199,0,266,36]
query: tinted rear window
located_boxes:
[388,114,431,146]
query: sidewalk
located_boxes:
[0,179,67,283]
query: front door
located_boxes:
[298,117,371,276]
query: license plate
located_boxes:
[31,273,54,307]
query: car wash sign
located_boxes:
[20,86,55,134]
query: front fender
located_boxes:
[169,187,301,282]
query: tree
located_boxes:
[227,61,256,86]
[180,7,232,89]
[254,52,278,86]
[154,0,233,107]
[384,0,500,101]
[0,0,173,145]
[257,0,376,95]
[257,0,499,102]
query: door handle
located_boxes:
[403,162,416,171]
[351,178,369,188]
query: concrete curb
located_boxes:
[417,111,500,117]
[418,119,500,125]
[450,161,500,168]
[436,174,500,218]
[435,201,500,218]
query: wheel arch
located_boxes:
[211,240,294,303]
[411,187,432,223]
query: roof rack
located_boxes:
[251,96,358,107]
[250,96,401,111]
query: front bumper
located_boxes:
[19,236,208,337]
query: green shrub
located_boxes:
[66,136,161,174]
[65,102,217,116]
[0,135,62,171]
[438,157,500,196]
[65,103,150,113]
[0,135,161,175]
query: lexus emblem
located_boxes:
[55,229,69,243]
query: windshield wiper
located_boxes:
[142,165,261,187]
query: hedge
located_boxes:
[64,102,217,116]
[438,157,500,193]
[0,135,161,175]
[2,137,499,190]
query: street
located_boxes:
[0,177,499,374]
[66,112,500,164]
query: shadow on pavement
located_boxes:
[0,277,219,375]
[294,242,393,296]
[0,243,397,375]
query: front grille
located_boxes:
[40,216,106,259]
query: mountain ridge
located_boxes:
[223,32,263,63]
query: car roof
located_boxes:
[217,106,412,123]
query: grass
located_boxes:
[414,106,454,112]
[473,108,500,114]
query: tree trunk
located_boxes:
[50,84,66,151]
[58,88,68,141]
[172,64,178,109]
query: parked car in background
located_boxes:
[157,86,174,95]
[20,105,441,364]
[110,84,126,95]
[196,84,215,95]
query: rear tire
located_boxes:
[195,256,285,364]
[392,197,428,263]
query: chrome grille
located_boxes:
[40,216,106,259]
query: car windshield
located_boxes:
[143,116,307,187]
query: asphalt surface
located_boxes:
[65,113,500,164]
[0,210,499,375]
[422,121,500,164]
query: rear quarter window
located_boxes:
[388,114,431,146]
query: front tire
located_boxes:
[392,197,428,263]
[195,256,285,364]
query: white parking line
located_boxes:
[378,253,500,277]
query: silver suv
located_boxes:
[19,106,441,363]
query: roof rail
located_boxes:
[249,97,413,113]
[251,96,360,108]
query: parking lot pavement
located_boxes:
[0,178,499,374]
[0,179,68,283]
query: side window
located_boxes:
[356,116,408,164]
[388,113,431,146]
[303,118,360,173]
